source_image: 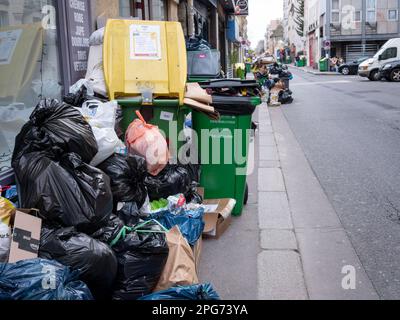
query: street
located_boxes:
[284,68,400,299]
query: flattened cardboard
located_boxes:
[203,199,236,238]
[8,209,42,264]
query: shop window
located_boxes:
[124,0,167,21]
[0,0,62,174]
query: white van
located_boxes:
[358,38,400,81]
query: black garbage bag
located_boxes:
[15,152,113,233]
[0,258,93,300]
[12,99,98,166]
[111,221,169,300]
[144,164,201,202]
[279,89,294,104]
[116,202,141,226]
[39,226,118,300]
[91,214,125,244]
[97,154,148,208]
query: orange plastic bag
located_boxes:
[125,111,169,176]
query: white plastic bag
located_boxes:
[79,100,124,166]
[0,222,11,263]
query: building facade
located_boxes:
[283,0,306,55]
[304,0,400,68]
[265,19,284,57]
[0,0,249,183]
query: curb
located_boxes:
[290,65,342,76]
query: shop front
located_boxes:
[0,0,92,183]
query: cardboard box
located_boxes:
[202,199,236,239]
[8,209,42,264]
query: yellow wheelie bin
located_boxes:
[103,19,188,158]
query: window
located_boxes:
[0,0,62,173]
[388,9,398,21]
[121,0,167,21]
[366,0,376,22]
[380,47,397,60]
[354,11,361,22]
[331,0,340,23]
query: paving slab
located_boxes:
[258,192,293,229]
[261,229,298,250]
[258,168,285,192]
[260,146,279,161]
[258,251,308,300]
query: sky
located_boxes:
[247,0,284,48]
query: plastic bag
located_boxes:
[154,226,199,292]
[12,99,98,166]
[150,208,205,246]
[111,220,169,300]
[125,111,169,176]
[90,214,125,244]
[139,283,220,300]
[15,152,113,234]
[39,226,118,300]
[144,164,201,202]
[0,259,93,300]
[0,197,15,263]
[79,100,124,166]
[97,154,148,208]
[115,202,142,226]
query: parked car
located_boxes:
[379,60,400,82]
[338,57,369,75]
[358,38,400,81]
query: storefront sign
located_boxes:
[235,0,248,16]
[64,0,91,84]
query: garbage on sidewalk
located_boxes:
[39,226,118,300]
[125,111,170,176]
[110,220,169,300]
[139,283,220,301]
[0,20,266,301]
[154,226,199,292]
[0,259,93,300]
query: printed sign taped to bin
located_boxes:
[0,29,22,65]
[130,24,162,60]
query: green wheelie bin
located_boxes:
[117,98,188,161]
[192,80,261,216]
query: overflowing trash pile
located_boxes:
[0,94,220,301]
[254,62,294,106]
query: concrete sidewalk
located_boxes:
[257,104,379,300]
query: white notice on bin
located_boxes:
[0,29,22,65]
[130,24,161,60]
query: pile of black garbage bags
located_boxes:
[265,63,294,105]
[4,98,218,301]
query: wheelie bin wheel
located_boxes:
[244,183,249,205]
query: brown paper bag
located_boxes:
[154,226,199,292]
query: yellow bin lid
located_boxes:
[103,19,187,104]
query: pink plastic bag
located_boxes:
[125,111,169,176]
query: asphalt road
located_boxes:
[283,68,400,299]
